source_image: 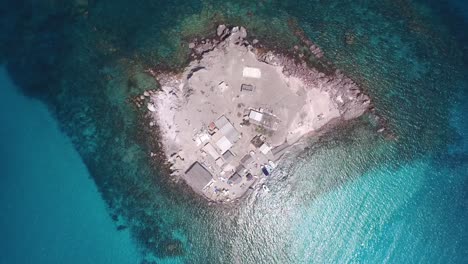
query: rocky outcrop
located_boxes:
[257,50,370,121]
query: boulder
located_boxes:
[239,27,247,39]
[147,103,156,112]
[217,24,226,36]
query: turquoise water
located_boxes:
[1,1,467,263]
[0,67,141,263]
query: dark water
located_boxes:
[0,1,467,263]
[0,67,140,263]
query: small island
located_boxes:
[143,25,370,202]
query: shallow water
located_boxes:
[1,1,467,263]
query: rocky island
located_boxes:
[142,25,370,202]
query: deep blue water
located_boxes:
[0,67,141,263]
[0,1,467,263]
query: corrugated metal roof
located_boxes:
[240,154,253,165]
[219,122,239,143]
[184,162,213,191]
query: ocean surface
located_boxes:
[0,67,141,263]
[0,1,467,263]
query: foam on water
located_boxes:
[0,67,141,263]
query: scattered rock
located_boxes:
[188,42,195,49]
[143,91,150,97]
[239,27,247,39]
[217,24,226,37]
[309,44,324,58]
[147,103,156,112]
[252,39,259,45]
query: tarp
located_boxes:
[242,67,262,78]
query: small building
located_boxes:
[241,84,255,92]
[246,173,253,181]
[184,162,213,191]
[240,154,253,166]
[208,122,217,135]
[235,164,247,176]
[194,132,211,146]
[229,172,243,185]
[248,110,280,131]
[250,135,264,148]
[217,117,240,144]
[213,115,240,154]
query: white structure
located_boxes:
[213,115,240,152]
[249,110,263,122]
[242,67,261,78]
[216,136,233,154]
[259,143,272,155]
[195,133,211,146]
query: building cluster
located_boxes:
[184,66,280,200]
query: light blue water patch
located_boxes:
[0,67,141,264]
[291,157,468,263]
